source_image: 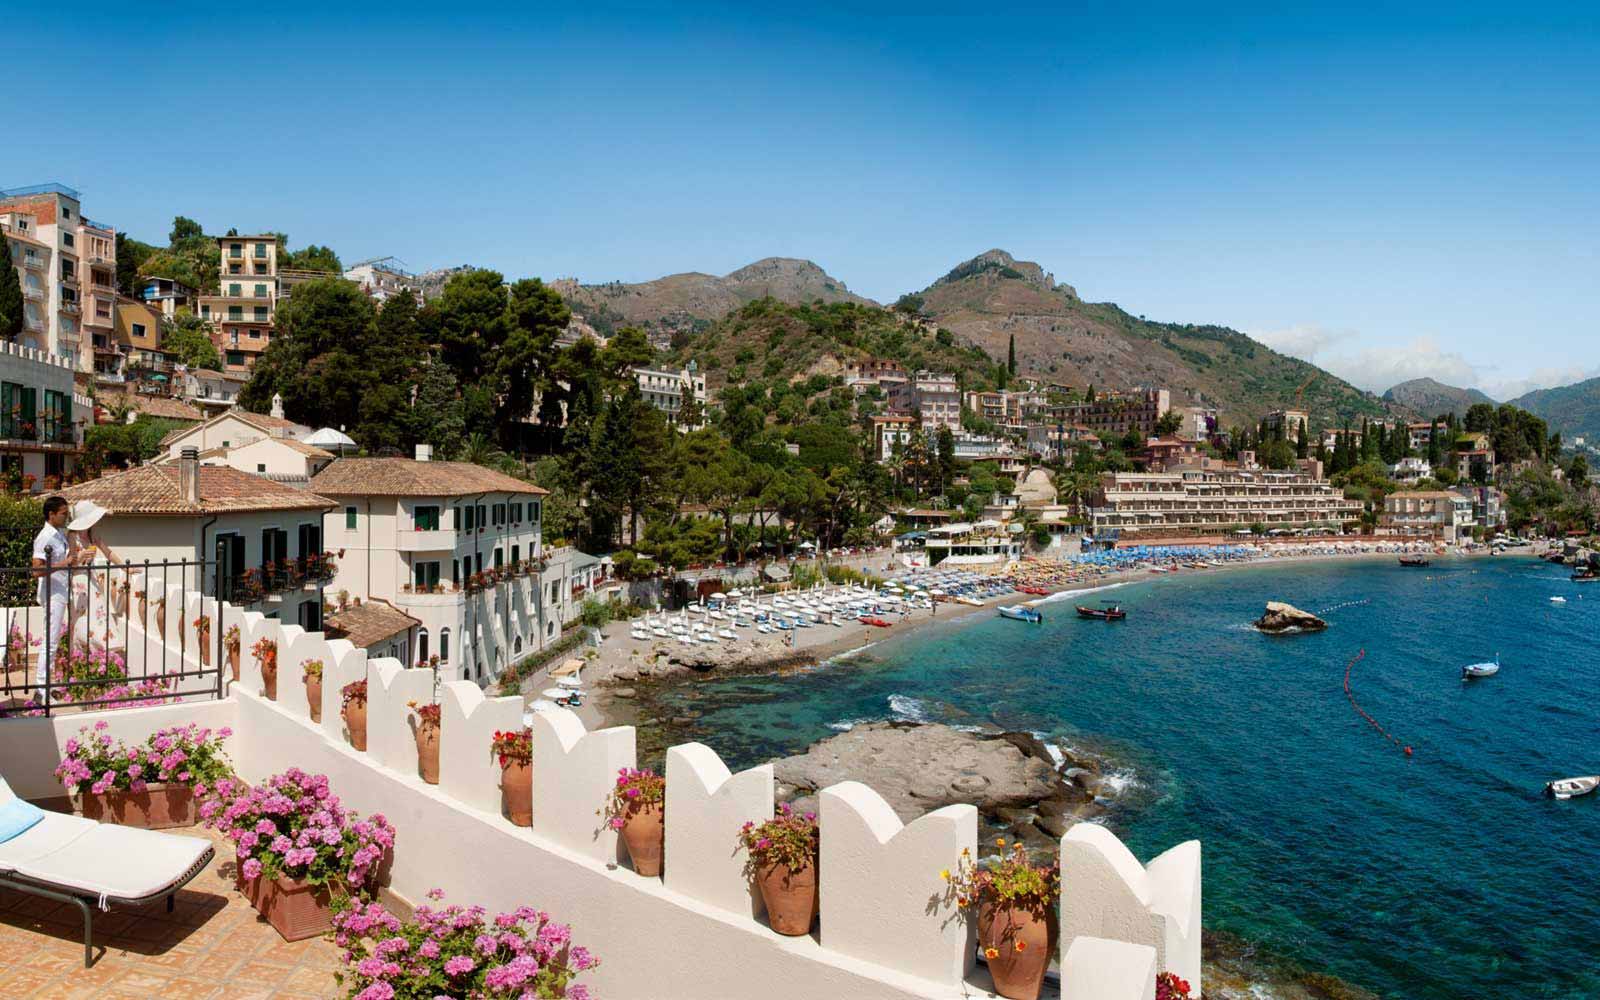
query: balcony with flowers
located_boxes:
[0,582,1199,1000]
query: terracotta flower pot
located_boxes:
[255,875,333,942]
[261,662,278,700]
[155,599,167,638]
[620,801,665,876]
[415,720,440,784]
[137,593,147,625]
[228,644,240,682]
[305,675,323,722]
[501,759,532,827]
[977,899,1055,1000]
[198,632,211,665]
[755,860,817,936]
[80,784,195,830]
[343,699,368,751]
[234,870,261,908]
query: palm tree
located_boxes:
[456,433,505,467]
[104,394,135,425]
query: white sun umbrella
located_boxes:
[557,676,583,689]
[542,688,571,699]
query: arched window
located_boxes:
[514,636,522,654]
[417,629,429,663]
[439,628,450,664]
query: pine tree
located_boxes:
[0,239,23,342]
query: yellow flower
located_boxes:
[962,847,970,856]
[996,837,1006,847]
[984,947,999,960]
[940,869,951,881]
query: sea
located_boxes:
[637,555,1600,999]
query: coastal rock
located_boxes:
[1254,601,1328,634]
[611,687,637,699]
[770,721,1067,824]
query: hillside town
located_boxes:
[3,182,1594,695]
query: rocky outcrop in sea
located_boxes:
[769,721,1111,847]
[1253,601,1328,633]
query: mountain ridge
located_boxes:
[1507,377,1600,443]
[1381,378,1496,419]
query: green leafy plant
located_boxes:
[738,803,818,875]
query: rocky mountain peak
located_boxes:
[933,249,1075,298]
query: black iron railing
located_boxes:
[1,557,226,718]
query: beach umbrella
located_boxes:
[557,676,583,689]
[542,688,570,699]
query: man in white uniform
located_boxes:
[30,496,75,699]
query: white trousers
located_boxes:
[37,592,69,688]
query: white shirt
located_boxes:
[32,523,70,603]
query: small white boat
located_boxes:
[1544,775,1600,800]
[1461,657,1500,680]
[1550,596,1567,604]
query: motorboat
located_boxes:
[1076,603,1127,621]
[1399,555,1431,567]
[998,605,1043,624]
[1544,775,1600,800]
[1461,657,1499,680]
[1572,569,1600,582]
[1550,596,1568,604]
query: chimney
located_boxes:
[415,444,432,462]
[270,392,285,420]
[179,447,200,504]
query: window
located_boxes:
[298,600,322,632]
[254,242,267,259]
[345,506,357,530]
[132,323,146,339]
[438,629,450,664]
[229,243,242,259]
[414,505,440,531]
[414,561,440,590]
[253,307,268,322]
[229,264,242,275]
[214,532,246,601]
[511,545,519,565]
[476,505,486,530]
[492,503,505,526]
[493,548,504,570]
[261,527,288,578]
[510,503,522,524]
[62,233,74,249]
[226,352,245,367]
[297,522,322,560]
[254,284,268,298]
[228,283,241,297]
[200,304,211,318]
[61,207,71,220]
[451,559,459,586]
[228,306,243,321]
[461,506,474,531]
[418,630,429,662]
[257,464,266,473]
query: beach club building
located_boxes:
[308,452,548,685]
[1378,490,1475,542]
[1088,467,1362,539]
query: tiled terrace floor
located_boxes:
[0,825,344,999]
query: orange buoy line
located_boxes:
[1343,648,1413,756]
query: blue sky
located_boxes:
[8,3,1597,397]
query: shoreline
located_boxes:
[570,543,1526,732]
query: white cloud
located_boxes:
[1251,323,1599,399]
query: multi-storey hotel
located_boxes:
[1089,466,1362,538]
[911,370,960,431]
[1048,387,1171,438]
[0,183,117,372]
[197,235,278,371]
[632,363,707,428]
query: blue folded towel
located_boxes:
[0,796,45,842]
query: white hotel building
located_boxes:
[310,453,549,684]
[633,362,707,429]
[1090,467,1362,539]
[1,182,118,372]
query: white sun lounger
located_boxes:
[0,778,214,967]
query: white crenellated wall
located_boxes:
[0,596,1199,1000]
[1059,823,1202,989]
[665,741,773,920]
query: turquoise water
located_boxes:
[648,557,1600,999]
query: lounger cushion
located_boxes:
[0,812,210,901]
[0,798,45,843]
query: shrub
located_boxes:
[332,889,598,999]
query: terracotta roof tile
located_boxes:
[158,409,308,448]
[57,465,334,515]
[125,393,205,422]
[325,600,420,650]
[309,458,547,497]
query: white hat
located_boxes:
[67,500,108,532]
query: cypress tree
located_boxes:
[1007,334,1016,376]
[0,239,24,342]
[1296,419,1309,459]
[1427,419,1442,468]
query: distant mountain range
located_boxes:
[1381,378,1496,419]
[1506,378,1600,444]
[556,249,1401,426]
[551,259,870,344]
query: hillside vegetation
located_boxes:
[1509,377,1600,443]
[1382,378,1495,419]
[912,250,1390,427]
[664,298,1001,391]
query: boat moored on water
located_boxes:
[1544,775,1600,800]
[1571,569,1599,582]
[1461,657,1500,680]
[998,605,1043,623]
[1399,554,1431,567]
[1076,602,1127,621]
